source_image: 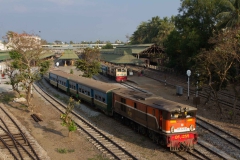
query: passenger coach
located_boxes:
[49,70,121,115]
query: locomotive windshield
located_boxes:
[170,111,196,119]
[122,68,127,72]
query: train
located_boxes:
[99,64,127,82]
[47,69,197,151]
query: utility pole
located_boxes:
[186,70,191,100]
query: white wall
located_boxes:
[0,41,7,50]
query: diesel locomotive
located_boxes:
[47,69,197,151]
[99,64,127,82]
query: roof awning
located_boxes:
[59,50,79,60]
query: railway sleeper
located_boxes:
[0,141,27,148]
[104,143,113,147]
[0,137,26,143]
[0,134,23,139]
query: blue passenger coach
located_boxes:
[49,70,121,115]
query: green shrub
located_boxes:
[56,148,75,154]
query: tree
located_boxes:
[70,41,74,44]
[164,0,222,72]
[130,16,175,46]
[54,40,62,44]
[194,27,240,115]
[41,39,48,45]
[101,43,113,49]
[216,0,240,29]
[60,97,78,137]
[5,31,50,109]
[75,47,101,78]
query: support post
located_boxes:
[186,70,191,100]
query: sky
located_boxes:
[0,0,180,43]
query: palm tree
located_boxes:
[216,0,240,29]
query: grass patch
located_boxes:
[56,148,75,154]
[59,97,69,103]
[53,93,60,99]
[88,155,109,160]
[0,93,15,103]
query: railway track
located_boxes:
[121,82,148,93]
[196,116,240,159]
[33,82,139,160]
[0,105,43,160]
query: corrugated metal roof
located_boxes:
[39,51,55,59]
[131,48,146,54]
[116,43,154,48]
[101,52,144,64]
[59,50,79,60]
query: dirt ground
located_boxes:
[1,92,102,160]
[0,76,240,160]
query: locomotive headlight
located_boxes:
[170,126,174,133]
[190,125,194,131]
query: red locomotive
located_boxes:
[100,64,127,82]
[112,88,197,151]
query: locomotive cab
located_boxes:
[162,107,197,151]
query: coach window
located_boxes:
[134,102,137,108]
[88,91,90,96]
[95,95,97,99]
[74,86,76,90]
[102,98,105,103]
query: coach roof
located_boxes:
[49,69,121,93]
